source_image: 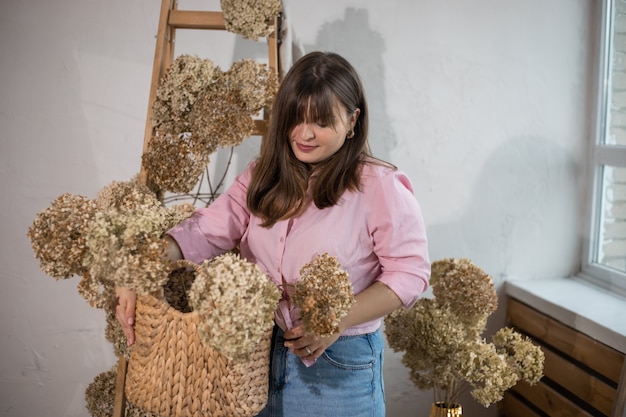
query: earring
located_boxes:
[346,130,355,139]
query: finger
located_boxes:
[123,302,135,346]
[124,297,135,326]
[284,325,304,340]
[115,302,135,346]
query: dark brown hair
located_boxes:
[247,51,372,227]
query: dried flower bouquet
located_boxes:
[292,253,355,336]
[384,258,544,408]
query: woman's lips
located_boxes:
[296,142,317,152]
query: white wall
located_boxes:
[0,1,594,416]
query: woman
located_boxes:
[116,51,430,417]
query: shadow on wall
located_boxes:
[305,7,394,163]
[426,135,581,281]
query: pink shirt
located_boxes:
[168,161,430,336]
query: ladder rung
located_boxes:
[168,10,226,30]
[253,119,268,136]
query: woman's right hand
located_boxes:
[114,286,137,346]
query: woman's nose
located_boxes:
[294,123,314,141]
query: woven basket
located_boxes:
[125,273,271,417]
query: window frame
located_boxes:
[581,0,626,297]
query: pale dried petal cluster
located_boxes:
[86,366,160,417]
[228,59,278,113]
[292,253,355,337]
[28,193,98,279]
[83,208,171,294]
[188,82,255,150]
[142,132,211,194]
[186,254,280,361]
[151,54,219,134]
[431,257,498,322]
[95,175,161,212]
[456,341,518,406]
[220,0,282,41]
[144,55,278,193]
[384,258,544,408]
[83,198,193,295]
[492,327,545,385]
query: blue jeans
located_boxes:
[256,325,385,417]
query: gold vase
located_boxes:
[429,402,462,417]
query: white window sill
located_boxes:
[505,277,626,354]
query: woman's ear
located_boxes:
[350,108,361,129]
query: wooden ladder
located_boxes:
[113,1,281,415]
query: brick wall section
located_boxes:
[605,1,626,271]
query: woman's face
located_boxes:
[289,102,359,165]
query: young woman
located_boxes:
[116,51,430,417]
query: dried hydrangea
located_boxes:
[83,206,173,294]
[431,258,498,322]
[227,59,278,113]
[84,178,193,295]
[493,327,545,385]
[220,0,282,41]
[186,254,280,361]
[188,82,256,150]
[151,54,219,134]
[86,366,160,417]
[384,258,544,408]
[145,56,277,194]
[28,193,98,279]
[292,253,355,337]
[457,341,518,407]
[142,132,211,194]
[76,271,109,309]
[95,175,161,212]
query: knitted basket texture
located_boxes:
[125,269,270,417]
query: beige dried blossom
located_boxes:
[164,201,196,227]
[220,0,282,41]
[151,54,219,134]
[86,366,160,417]
[456,341,518,407]
[27,193,98,279]
[431,257,498,322]
[227,59,278,113]
[186,254,280,361]
[146,56,276,194]
[95,175,161,212]
[142,132,212,194]
[83,201,193,295]
[189,81,256,149]
[493,327,545,385]
[384,258,544,408]
[76,271,108,309]
[80,179,193,307]
[292,253,355,337]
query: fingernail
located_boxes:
[128,317,134,325]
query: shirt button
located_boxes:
[280,237,284,242]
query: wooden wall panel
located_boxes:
[500,297,625,417]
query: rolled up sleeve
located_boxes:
[369,170,430,307]
[166,164,253,264]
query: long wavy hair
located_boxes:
[247,51,376,227]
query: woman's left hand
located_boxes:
[283,324,340,360]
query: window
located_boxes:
[582,0,626,296]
